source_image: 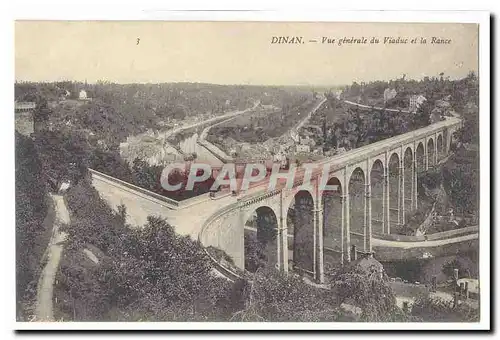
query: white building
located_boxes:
[290,130,300,143]
[409,94,427,113]
[79,89,88,100]
[383,88,398,104]
[296,144,310,153]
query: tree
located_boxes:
[15,132,48,320]
[90,149,134,183]
[442,151,478,216]
[441,258,468,280]
[244,233,267,273]
[172,106,187,120]
[33,95,51,134]
[411,100,432,129]
[117,204,127,225]
[112,217,234,321]
[232,266,343,322]
[455,102,479,145]
[61,182,234,321]
[411,294,479,322]
[35,130,90,187]
[329,258,412,321]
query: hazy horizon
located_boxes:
[13,72,476,89]
[15,21,478,86]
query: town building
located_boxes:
[14,101,36,113]
[15,102,36,136]
[409,94,427,113]
[79,89,88,100]
[383,88,398,104]
[296,144,310,153]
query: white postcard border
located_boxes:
[3,8,491,332]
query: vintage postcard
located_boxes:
[13,12,489,330]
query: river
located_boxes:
[177,132,224,165]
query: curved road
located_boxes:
[165,101,261,139]
[343,99,411,113]
[293,96,327,133]
[172,101,262,164]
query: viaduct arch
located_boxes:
[89,117,463,284]
[198,117,462,282]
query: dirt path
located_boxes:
[164,101,261,139]
[35,194,70,321]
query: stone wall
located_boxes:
[89,169,177,228]
[15,111,34,137]
[199,205,245,270]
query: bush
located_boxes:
[64,178,127,252]
[411,294,479,322]
[35,130,90,186]
[207,246,235,265]
[232,266,342,322]
[442,151,478,215]
[59,181,234,321]
[244,233,267,273]
[329,259,414,322]
[441,258,472,280]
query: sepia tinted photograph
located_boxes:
[13,15,488,329]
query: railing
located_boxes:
[89,168,213,210]
[315,117,461,168]
[232,117,462,198]
[198,118,463,280]
[90,117,464,280]
[198,138,233,163]
[89,168,181,208]
[197,178,296,280]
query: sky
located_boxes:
[15,21,479,86]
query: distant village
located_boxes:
[15,83,460,171]
[15,88,92,137]
[100,85,459,169]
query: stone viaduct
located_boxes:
[198,117,463,282]
[90,117,464,283]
